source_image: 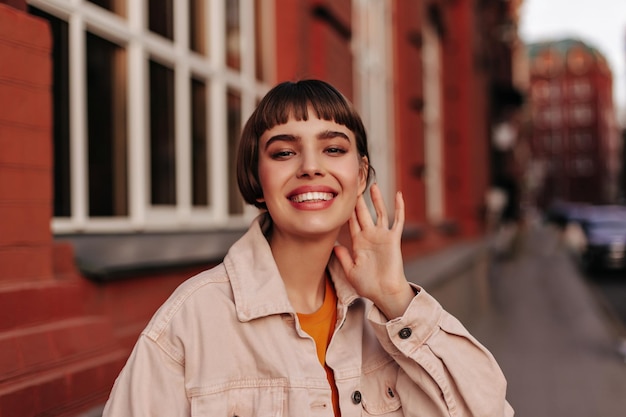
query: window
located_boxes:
[572,158,594,176]
[531,80,550,102]
[549,84,561,100]
[190,0,208,55]
[531,135,545,154]
[227,89,243,215]
[548,158,562,174]
[569,104,594,126]
[571,131,592,151]
[532,81,561,103]
[191,78,209,206]
[149,59,176,206]
[28,0,274,233]
[86,32,128,216]
[544,134,562,153]
[567,79,591,100]
[87,0,125,16]
[149,0,174,40]
[226,0,241,70]
[539,106,562,127]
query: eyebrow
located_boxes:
[263,130,351,150]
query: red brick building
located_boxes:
[527,39,621,207]
[0,0,520,414]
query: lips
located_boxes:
[290,191,335,203]
[287,186,338,206]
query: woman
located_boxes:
[103,79,513,416]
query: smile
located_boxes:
[290,191,335,203]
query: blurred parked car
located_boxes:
[545,200,593,229]
[580,206,626,272]
[545,201,591,256]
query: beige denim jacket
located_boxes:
[103,215,514,417]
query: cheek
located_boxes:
[338,164,365,195]
[257,159,274,188]
[350,158,366,187]
[257,160,286,200]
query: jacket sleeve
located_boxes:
[102,334,190,417]
[367,286,514,417]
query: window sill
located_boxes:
[56,229,247,282]
[57,220,458,282]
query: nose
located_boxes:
[297,151,324,178]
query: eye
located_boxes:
[325,146,347,155]
[270,149,295,159]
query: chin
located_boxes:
[288,217,348,238]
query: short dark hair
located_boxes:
[236,79,374,209]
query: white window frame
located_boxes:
[28,0,272,234]
[421,18,444,224]
[352,0,395,209]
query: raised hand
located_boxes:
[333,183,415,319]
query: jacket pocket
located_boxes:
[190,379,285,417]
[359,362,402,416]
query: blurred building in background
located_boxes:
[526,38,621,209]
[622,26,626,196]
[0,0,523,414]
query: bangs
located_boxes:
[251,80,361,136]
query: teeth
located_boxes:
[291,192,334,203]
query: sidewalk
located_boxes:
[465,224,626,417]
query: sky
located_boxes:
[519,0,626,120]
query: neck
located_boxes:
[268,229,338,314]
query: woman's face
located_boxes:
[257,110,368,240]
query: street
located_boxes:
[587,270,626,329]
[470,222,626,417]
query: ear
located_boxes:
[358,156,369,195]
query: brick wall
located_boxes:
[0,3,54,284]
[274,0,354,100]
[0,5,127,416]
[391,0,426,225]
[0,8,226,415]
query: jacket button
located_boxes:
[351,390,362,404]
[399,327,412,339]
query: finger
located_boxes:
[354,192,374,230]
[370,183,389,229]
[391,191,406,234]
[348,209,361,237]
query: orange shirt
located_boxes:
[297,278,340,416]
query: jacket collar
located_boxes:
[224,214,360,322]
